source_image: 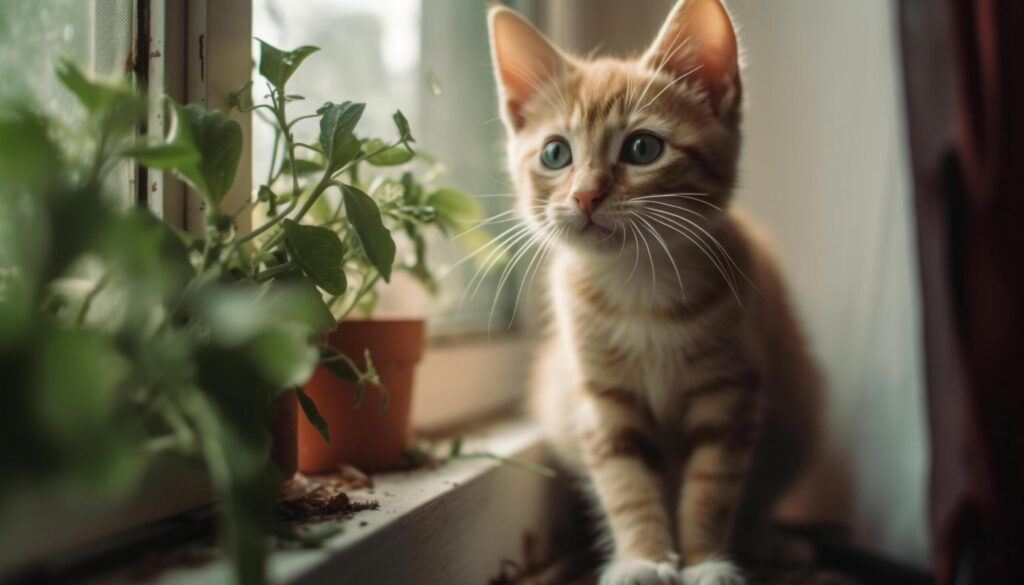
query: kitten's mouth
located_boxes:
[581,221,612,238]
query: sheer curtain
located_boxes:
[540,0,929,566]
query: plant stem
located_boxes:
[320,350,362,376]
[335,272,380,319]
[254,260,294,281]
[265,127,280,187]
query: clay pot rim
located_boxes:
[338,317,425,325]
[325,317,426,364]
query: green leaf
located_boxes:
[295,387,329,443]
[323,358,358,383]
[427,187,483,224]
[319,101,365,171]
[131,101,241,211]
[123,141,200,169]
[247,325,320,388]
[402,230,437,294]
[341,185,396,282]
[364,138,414,166]
[320,346,359,383]
[125,99,199,172]
[0,109,61,183]
[282,158,326,176]
[56,59,133,112]
[227,80,254,111]
[393,110,414,144]
[400,172,422,205]
[183,104,242,209]
[281,219,347,295]
[280,275,337,333]
[257,40,319,91]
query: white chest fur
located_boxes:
[548,251,746,420]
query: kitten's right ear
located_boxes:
[488,6,568,131]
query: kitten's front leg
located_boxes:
[576,384,679,585]
[675,380,761,585]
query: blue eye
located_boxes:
[622,133,664,165]
[540,139,572,169]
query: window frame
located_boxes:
[142,0,252,235]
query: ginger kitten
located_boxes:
[487,1,823,584]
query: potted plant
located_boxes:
[0,39,477,584]
[238,41,482,473]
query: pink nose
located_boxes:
[573,190,602,216]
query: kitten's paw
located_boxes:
[600,558,682,585]
[680,559,745,585]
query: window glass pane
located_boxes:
[0,0,136,205]
[254,0,519,335]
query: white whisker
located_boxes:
[488,226,549,332]
[624,221,642,283]
[468,224,538,300]
[508,226,562,329]
[449,221,532,271]
[632,213,686,299]
[641,211,742,302]
[640,203,755,290]
[451,208,523,240]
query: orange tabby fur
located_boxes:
[488,2,823,584]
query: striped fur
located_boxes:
[489,2,823,584]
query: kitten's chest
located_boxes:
[560,284,735,385]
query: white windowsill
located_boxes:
[143,417,573,585]
[0,336,547,581]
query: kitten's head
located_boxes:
[488,0,742,256]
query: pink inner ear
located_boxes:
[490,8,565,128]
[646,0,739,105]
[689,1,737,85]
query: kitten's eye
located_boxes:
[621,133,664,165]
[540,139,572,170]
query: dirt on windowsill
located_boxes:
[275,469,379,523]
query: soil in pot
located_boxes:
[297,318,425,473]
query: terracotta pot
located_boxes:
[297,318,425,473]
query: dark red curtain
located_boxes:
[899,1,1024,583]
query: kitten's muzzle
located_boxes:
[573,189,605,216]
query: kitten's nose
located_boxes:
[573,190,603,216]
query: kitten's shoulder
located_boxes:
[725,205,793,308]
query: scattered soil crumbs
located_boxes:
[276,470,379,523]
[276,490,379,522]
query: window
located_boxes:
[0,0,139,206]
[253,0,534,335]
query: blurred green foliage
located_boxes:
[0,38,480,585]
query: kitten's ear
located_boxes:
[642,0,740,114]
[488,6,568,131]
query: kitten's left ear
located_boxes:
[642,0,740,116]
[488,6,570,131]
